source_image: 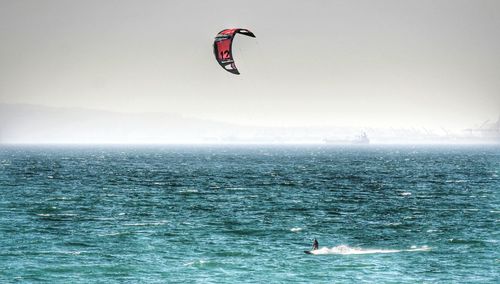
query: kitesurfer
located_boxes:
[312,238,319,250]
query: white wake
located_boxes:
[309,245,430,255]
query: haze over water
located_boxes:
[1,145,498,283]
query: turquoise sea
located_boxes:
[0,145,499,283]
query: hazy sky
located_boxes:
[1,0,499,130]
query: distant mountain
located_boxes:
[1,104,498,144]
[0,104,237,143]
[0,104,363,144]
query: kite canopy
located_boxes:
[213,28,256,75]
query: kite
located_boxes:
[213,28,256,75]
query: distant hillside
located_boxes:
[0,104,236,143]
[0,104,363,144]
[1,104,498,144]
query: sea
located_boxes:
[0,145,498,283]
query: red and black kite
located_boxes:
[213,28,256,75]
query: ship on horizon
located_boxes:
[324,132,370,145]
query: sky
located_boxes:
[1,0,499,131]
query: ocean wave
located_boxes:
[35,250,84,255]
[98,232,130,237]
[290,227,303,232]
[123,221,167,226]
[448,238,486,245]
[36,213,77,217]
[178,188,199,193]
[445,179,469,183]
[308,245,430,255]
[183,259,210,267]
[226,187,249,191]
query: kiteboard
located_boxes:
[304,250,313,254]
